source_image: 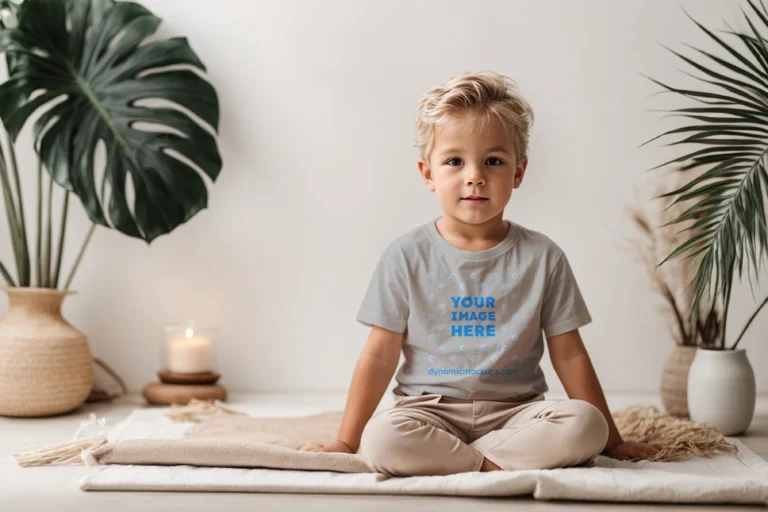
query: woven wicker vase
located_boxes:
[660,345,697,418]
[0,287,93,417]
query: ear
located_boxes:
[513,157,528,189]
[418,159,436,192]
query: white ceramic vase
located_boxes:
[687,347,756,435]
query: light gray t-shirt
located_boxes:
[356,217,592,402]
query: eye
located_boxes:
[487,157,504,166]
[446,158,462,166]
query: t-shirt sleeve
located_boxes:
[541,251,592,339]
[356,250,409,333]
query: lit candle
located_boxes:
[167,327,211,373]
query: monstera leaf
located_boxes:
[0,0,222,243]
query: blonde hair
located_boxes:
[414,70,534,165]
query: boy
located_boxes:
[300,71,659,476]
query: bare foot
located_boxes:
[480,457,502,472]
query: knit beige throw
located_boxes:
[12,400,738,469]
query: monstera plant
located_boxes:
[0,0,222,290]
[0,0,223,418]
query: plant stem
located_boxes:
[35,160,42,287]
[64,224,96,291]
[0,154,23,285]
[6,136,29,286]
[42,174,53,287]
[720,282,732,350]
[0,259,16,287]
[663,285,689,344]
[52,191,69,289]
[731,295,768,350]
[702,300,717,346]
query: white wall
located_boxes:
[1,0,765,395]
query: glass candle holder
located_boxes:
[163,322,217,374]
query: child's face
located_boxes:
[418,110,527,227]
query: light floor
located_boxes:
[1,391,767,512]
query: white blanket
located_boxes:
[79,408,768,505]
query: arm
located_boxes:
[336,325,403,452]
[300,325,403,453]
[546,329,622,452]
[546,329,661,460]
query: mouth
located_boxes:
[462,196,489,203]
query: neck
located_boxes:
[436,213,509,251]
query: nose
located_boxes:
[464,166,485,186]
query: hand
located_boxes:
[297,439,355,454]
[603,441,661,461]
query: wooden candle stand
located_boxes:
[142,370,227,405]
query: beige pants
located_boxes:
[359,393,609,477]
